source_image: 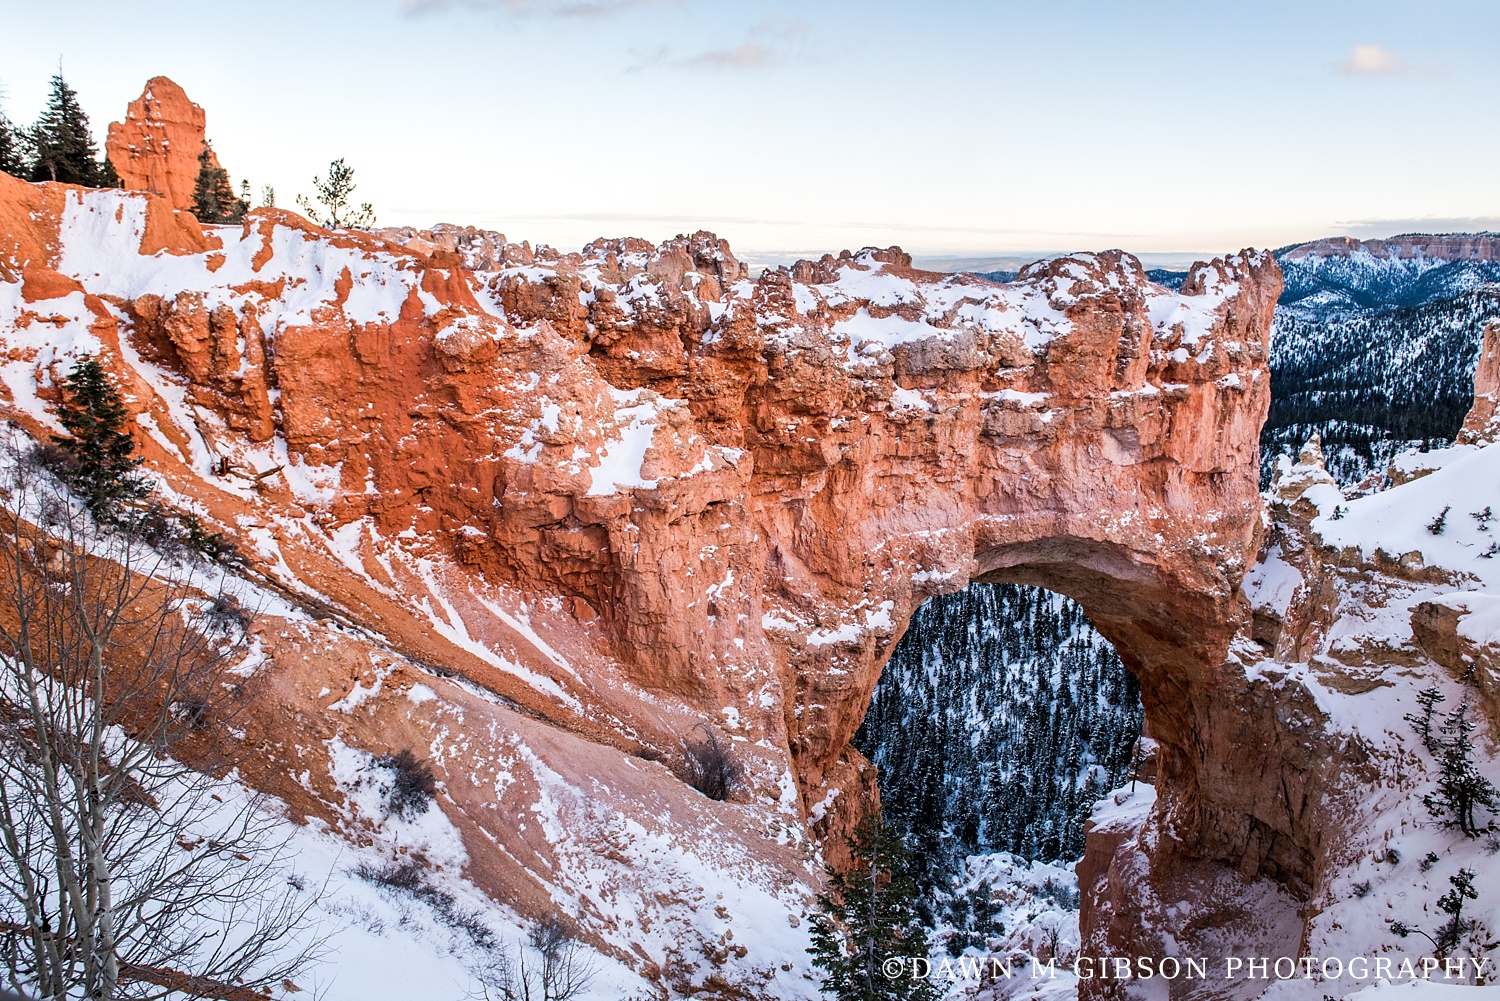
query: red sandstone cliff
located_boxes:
[13,150,1500,998]
[0,167,1295,991]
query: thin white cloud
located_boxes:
[1336,43,1410,77]
[401,0,668,18]
[628,15,808,73]
[667,41,776,70]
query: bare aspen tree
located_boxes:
[473,916,596,1001]
[0,433,321,1000]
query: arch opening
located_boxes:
[852,579,1146,938]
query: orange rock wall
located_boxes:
[2,175,1306,987]
[106,76,222,213]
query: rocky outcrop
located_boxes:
[371,223,512,271]
[22,165,1499,999]
[1458,322,1500,445]
[106,76,222,213]
[1074,321,1500,998]
[2,170,1307,992]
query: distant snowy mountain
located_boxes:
[1136,234,1500,484]
[1265,286,1500,484]
[1265,233,1500,484]
[1277,233,1500,320]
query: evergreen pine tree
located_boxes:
[95,153,121,188]
[808,813,940,1001]
[1423,700,1500,837]
[50,357,147,519]
[1392,869,1481,959]
[0,111,26,177]
[29,72,102,186]
[1405,686,1446,753]
[296,158,376,229]
[192,144,247,224]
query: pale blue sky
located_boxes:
[3,0,1496,263]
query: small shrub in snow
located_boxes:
[26,441,82,481]
[1483,541,1500,559]
[172,696,210,730]
[473,916,596,1001]
[202,593,252,635]
[180,512,248,568]
[1427,506,1451,535]
[1390,868,1484,961]
[356,858,495,949]
[1420,851,1441,872]
[942,878,1003,956]
[376,749,438,819]
[681,725,744,802]
[1350,880,1372,899]
[1473,506,1494,531]
[1036,876,1080,910]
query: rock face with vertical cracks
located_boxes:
[106,76,225,213]
[1,165,1290,988]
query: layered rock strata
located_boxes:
[1,164,1314,992]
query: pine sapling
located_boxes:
[1423,700,1500,838]
[1404,686,1445,755]
[1391,869,1481,959]
[807,812,940,1001]
[297,158,376,229]
[1427,506,1451,536]
[50,356,148,520]
[192,144,247,224]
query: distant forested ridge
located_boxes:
[1264,286,1500,483]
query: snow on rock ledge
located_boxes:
[0,156,1284,997]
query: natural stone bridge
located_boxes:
[4,166,1305,989]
